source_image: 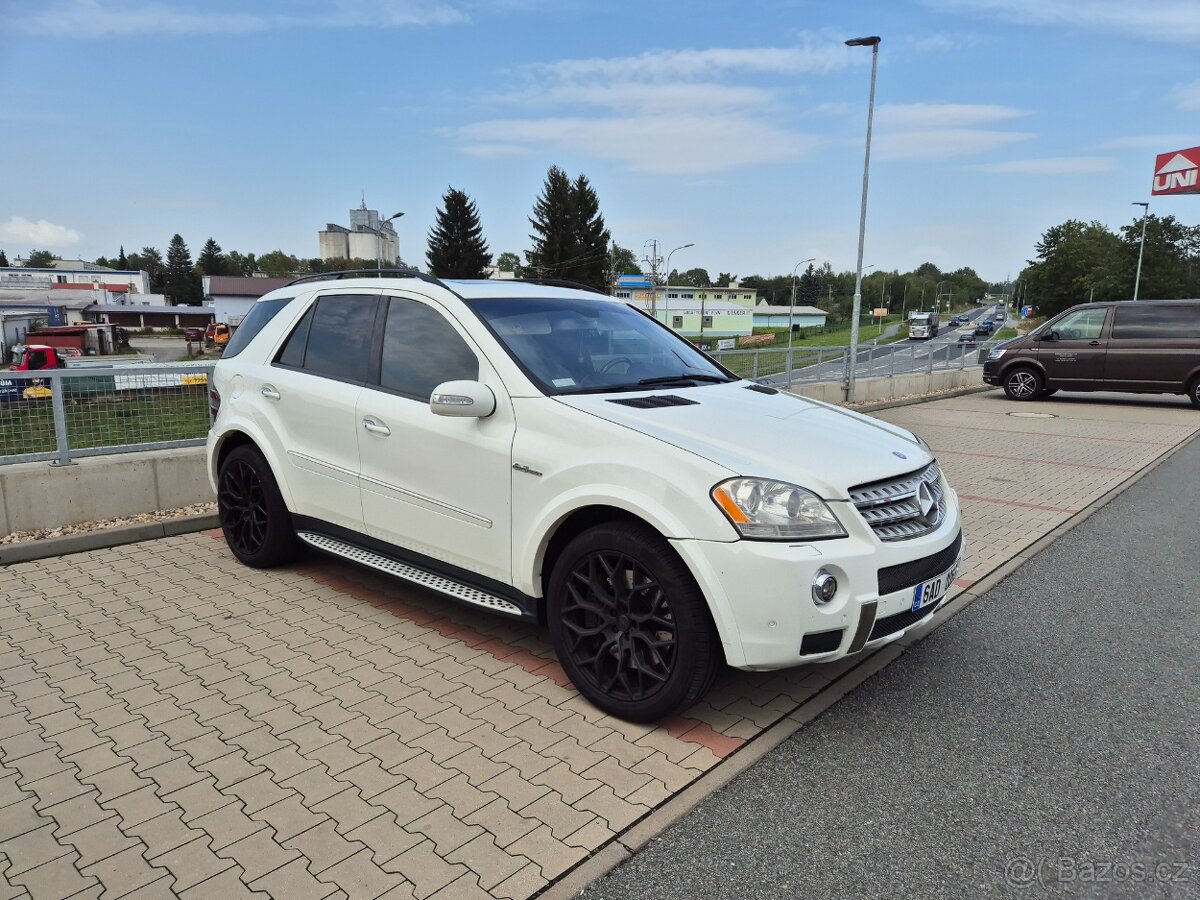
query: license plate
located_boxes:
[912,560,958,612]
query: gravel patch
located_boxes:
[1,502,216,545]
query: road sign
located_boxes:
[1152,146,1200,196]
[872,307,888,317]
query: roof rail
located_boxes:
[283,268,458,296]
[508,278,609,296]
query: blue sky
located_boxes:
[1,0,1196,283]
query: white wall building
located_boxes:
[203,275,291,325]
[318,202,400,264]
[0,262,150,295]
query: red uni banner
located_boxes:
[1151,146,1200,196]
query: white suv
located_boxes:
[207,272,963,721]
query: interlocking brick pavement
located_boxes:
[1,391,1196,899]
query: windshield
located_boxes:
[466,297,735,394]
[11,347,26,367]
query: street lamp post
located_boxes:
[664,243,694,332]
[377,211,404,270]
[1132,201,1149,301]
[843,35,881,403]
[788,256,816,352]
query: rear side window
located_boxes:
[220,297,293,359]
[378,298,478,401]
[1112,305,1200,340]
[289,294,379,383]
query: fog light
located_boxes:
[812,570,838,606]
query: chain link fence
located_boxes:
[0,362,216,466]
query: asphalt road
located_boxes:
[758,304,1006,387]
[583,432,1200,899]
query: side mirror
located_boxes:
[1040,330,1058,342]
[430,380,496,418]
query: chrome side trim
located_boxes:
[297,531,522,616]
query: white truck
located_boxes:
[908,311,940,340]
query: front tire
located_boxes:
[547,522,720,722]
[217,444,303,568]
[1003,366,1044,401]
[1188,377,1200,409]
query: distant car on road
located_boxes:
[947,317,962,327]
[957,331,977,344]
[974,322,993,336]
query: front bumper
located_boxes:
[671,488,964,670]
[982,359,1000,384]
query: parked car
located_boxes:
[184,327,204,342]
[983,299,1200,406]
[206,273,964,721]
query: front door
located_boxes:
[357,294,515,585]
[1036,307,1110,389]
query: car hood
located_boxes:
[555,381,931,500]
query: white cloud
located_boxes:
[924,0,1200,44]
[498,82,774,115]
[0,217,83,247]
[875,129,1035,160]
[20,0,466,37]
[1170,80,1200,111]
[456,114,817,175]
[972,156,1115,174]
[875,103,1028,128]
[1097,134,1195,151]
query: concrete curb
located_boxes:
[540,425,1200,899]
[0,513,219,566]
[851,383,996,413]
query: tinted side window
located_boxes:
[276,305,314,368]
[379,298,478,401]
[1112,305,1200,340]
[221,297,293,359]
[1052,308,1108,340]
[301,295,379,383]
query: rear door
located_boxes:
[1104,304,1200,392]
[264,292,380,532]
[1036,306,1110,389]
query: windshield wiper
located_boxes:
[636,373,731,386]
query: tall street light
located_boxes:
[377,211,404,270]
[788,257,816,359]
[664,243,694,331]
[843,34,881,403]
[1132,201,1149,301]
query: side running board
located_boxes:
[296,531,525,617]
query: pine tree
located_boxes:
[197,239,227,276]
[0,250,11,267]
[567,173,610,290]
[164,234,202,305]
[525,166,576,280]
[426,188,492,278]
[117,245,128,269]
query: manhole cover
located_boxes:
[1007,411,1058,418]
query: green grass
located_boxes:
[994,327,1018,340]
[0,388,210,458]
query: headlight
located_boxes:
[987,347,1007,360]
[711,478,847,540]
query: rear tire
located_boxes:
[547,522,720,722]
[1188,377,1200,409]
[1003,367,1043,401]
[217,444,303,568]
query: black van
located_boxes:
[982,300,1200,407]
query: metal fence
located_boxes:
[0,362,216,466]
[711,339,999,389]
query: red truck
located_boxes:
[8,344,82,371]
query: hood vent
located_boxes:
[607,394,699,409]
[745,384,779,395]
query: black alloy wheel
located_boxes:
[548,522,720,721]
[560,550,678,704]
[217,444,302,568]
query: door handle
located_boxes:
[260,385,280,400]
[362,417,391,436]
[1089,340,1101,346]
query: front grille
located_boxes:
[869,601,940,642]
[877,531,962,596]
[799,629,844,655]
[850,462,946,542]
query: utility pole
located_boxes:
[642,239,663,315]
